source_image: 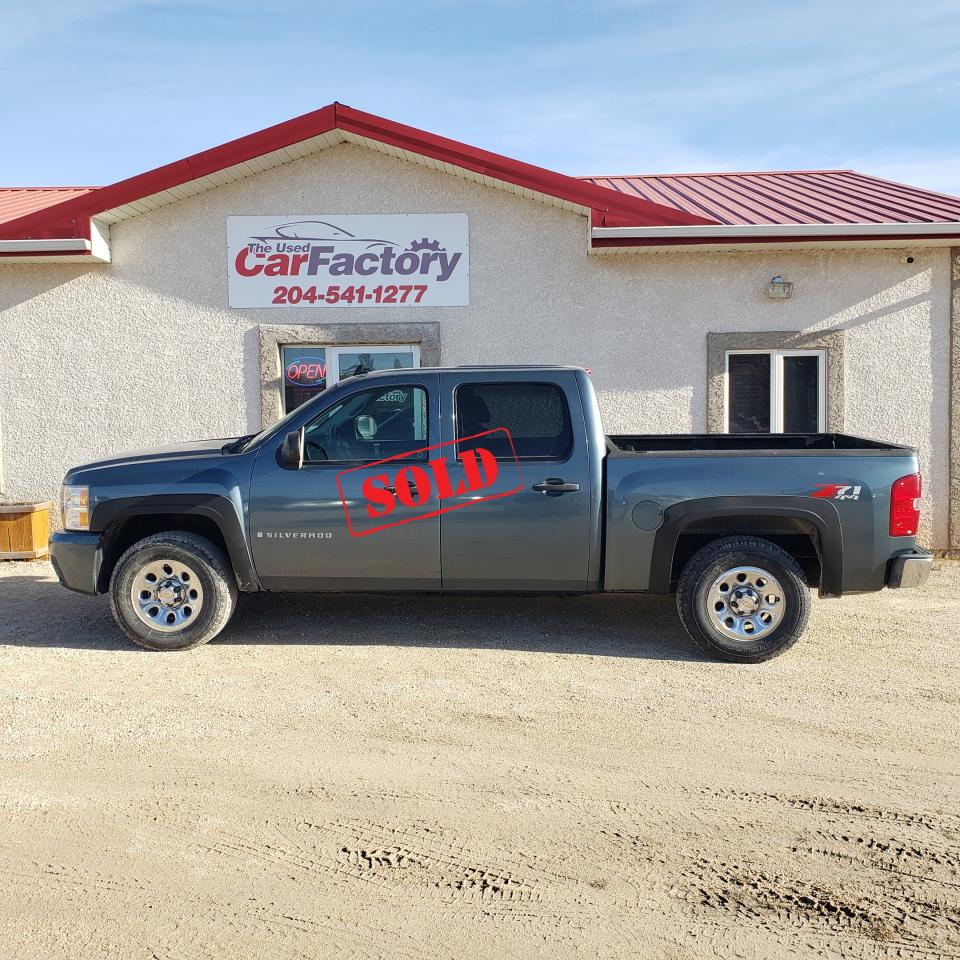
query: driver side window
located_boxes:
[303,385,429,463]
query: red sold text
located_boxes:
[336,429,523,537]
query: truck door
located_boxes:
[249,372,441,590]
[438,371,592,591]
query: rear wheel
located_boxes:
[109,532,238,650]
[676,536,810,663]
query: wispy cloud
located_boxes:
[450,94,796,176]
[0,0,958,194]
[841,148,960,196]
[0,0,279,55]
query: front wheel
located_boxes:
[109,532,238,650]
[676,536,811,663]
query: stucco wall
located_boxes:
[0,144,951,546]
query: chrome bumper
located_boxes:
[887,549,933,589]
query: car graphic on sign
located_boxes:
[251,220,398,249]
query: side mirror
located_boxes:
[278,428,304,469]
[355,414,377,439]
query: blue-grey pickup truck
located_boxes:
[50,365,932,662]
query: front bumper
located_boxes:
[887,548,933,589]
[49,531,104,595]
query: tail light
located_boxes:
[890,473,921,537]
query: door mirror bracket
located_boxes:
[278,428,305,469]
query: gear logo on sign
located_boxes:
[408,238,444,252]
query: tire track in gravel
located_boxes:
[792,829,960,892]
[198,815,561,910]
[0,858,147,895]
[526,785,960,955]
[698,787,960,837]
[143,806,619,938]
[20,781,960,955]
[658,789,960,955]
[240,900,457,960]
[321,817,544,907]
[672,855,936,941]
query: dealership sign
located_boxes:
[227,214,468,307]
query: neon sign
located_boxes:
[285,357,327,386]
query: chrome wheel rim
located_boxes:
[131,559,204,632]
[707,565,785,642]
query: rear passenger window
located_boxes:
[456,382,573,459]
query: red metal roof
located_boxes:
[0,103,711,242]
[4,109,960,251]
[581,170,960,226]
[0,187,97,226]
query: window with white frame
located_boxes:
[725,349,825,433]
[281,344,421,413]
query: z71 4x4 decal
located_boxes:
[812,483,862,501]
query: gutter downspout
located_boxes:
[951,248,960,556]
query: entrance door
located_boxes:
[438,371,593,591]
[249,372,441,590]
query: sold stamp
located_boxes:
[335,428,523,537]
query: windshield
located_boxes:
[243,382,339,450]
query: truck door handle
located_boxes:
[532,478,580,495]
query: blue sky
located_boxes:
[3,0,960,193]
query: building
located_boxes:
[0,103,958,551]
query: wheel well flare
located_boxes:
[670,517,823,589]
[97,514,231,593]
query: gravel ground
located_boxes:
[0,558,958,959]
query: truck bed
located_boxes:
[607,433,914,456]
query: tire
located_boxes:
[676,536,811,663]
[109,532,238,651]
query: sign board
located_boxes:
[227,214,468,307]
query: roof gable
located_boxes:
[0,103,714,241]
[6,106,960,256]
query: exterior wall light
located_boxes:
[767,275,793,299]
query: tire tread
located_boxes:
[676,536,811,663]
[108,531,237,651]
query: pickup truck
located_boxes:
[50,365,932,662]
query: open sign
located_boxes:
[285,357,327,385]
[336,428,523,537]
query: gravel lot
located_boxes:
[0,558,958,959]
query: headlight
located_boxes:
[62,485,90,531]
